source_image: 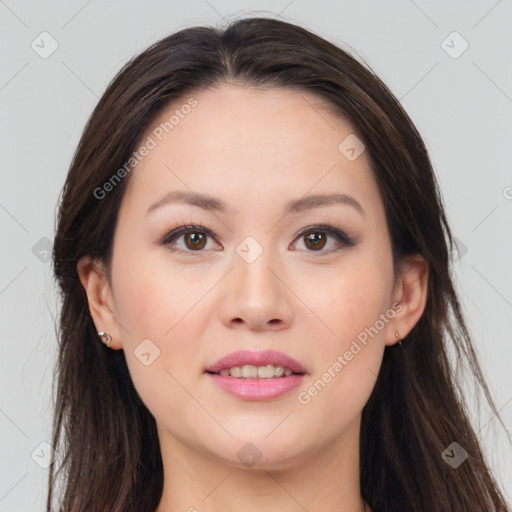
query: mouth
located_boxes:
[204,349,308,377]
[204,350,308,400]
[205,364,305,379]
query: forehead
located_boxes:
[120,84,379,217]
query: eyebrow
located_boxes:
[146,190,364,216]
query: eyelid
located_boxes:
[160,222,219,251]
[161,222,215,241]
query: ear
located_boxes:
[385,253,429,347]
[77,255,122,349]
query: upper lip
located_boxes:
[205,350,308,374]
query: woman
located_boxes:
[48,16,510,512]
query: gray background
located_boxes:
[1,0,511,510]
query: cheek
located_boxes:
[111,250,213,383]
[293,256,392,407]
[114,274,170,341]
[111,260,207,427]
[293,265,391,435]
[305,259,393,351]
[112,247,207,341]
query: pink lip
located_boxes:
[207,373,305,400]
[204,350,308,401]
[205,350,308,374]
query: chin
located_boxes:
[205,433,312,472]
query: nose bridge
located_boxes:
[233,234,281,299]
[218,233,294,329]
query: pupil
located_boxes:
[305,232,326,250]
[186,232,206,250]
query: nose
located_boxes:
[217,247,294,332]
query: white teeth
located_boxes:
[217,364,299,379]
[230,366,243,378]
[242,365,258,378]
[257,364,275,379]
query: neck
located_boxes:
[155,415,370,512]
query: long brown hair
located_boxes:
[49,16,510,511]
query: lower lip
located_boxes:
[206,373,305,400]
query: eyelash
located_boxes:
[160,222,355,257]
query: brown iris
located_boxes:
[304,232,327,250]
[184,232,207,250]
[183,230,328,251]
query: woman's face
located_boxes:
[83,84,414,470]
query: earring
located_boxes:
[98,331,112,348]
[395,330,402,347]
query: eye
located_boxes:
[160,223,220,254]
[292,224,354,254]
[160,222,354,256]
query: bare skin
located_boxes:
[78,84,428,512]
